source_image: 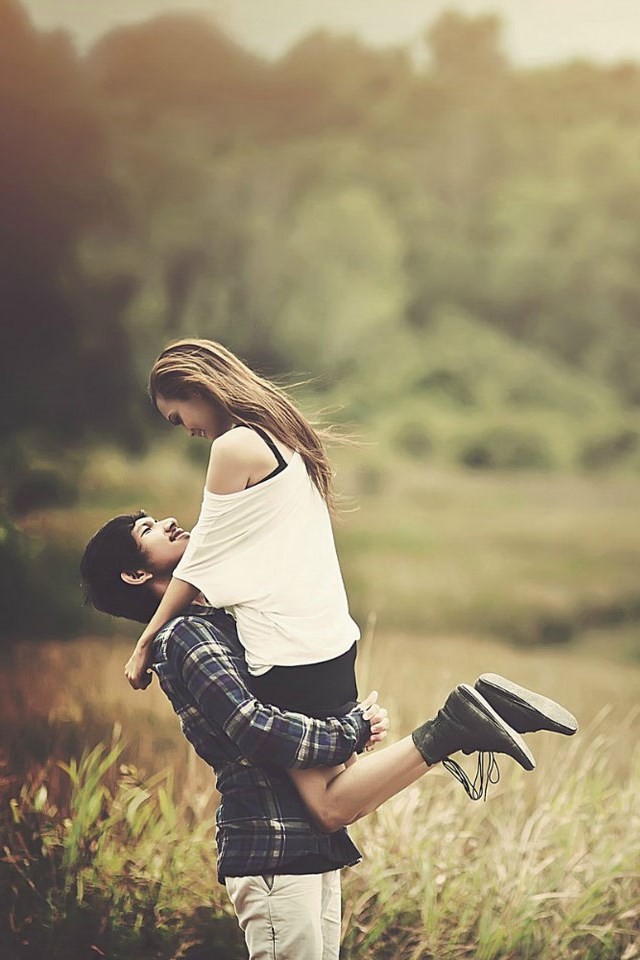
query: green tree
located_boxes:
[273,183,407,377]
[486,122,640,403]
[0,0,139,447]
[426,11,507,86]
[87,13,266,131]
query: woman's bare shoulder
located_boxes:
[211,426,271,460]
[206,428,274,493]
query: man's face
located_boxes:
[132,515,190,577]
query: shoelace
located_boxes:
[442,751,500,801]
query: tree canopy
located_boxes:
[3,2,640,454]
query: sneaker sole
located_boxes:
[477,673,578,735]
[458,683,536,771]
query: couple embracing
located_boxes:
[81,339,577,959]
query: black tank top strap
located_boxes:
[233,424,287,488]
[238,423,287,469]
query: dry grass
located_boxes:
[345,719,640,959]
[4,447,640,956]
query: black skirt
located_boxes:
[248,642,358,719]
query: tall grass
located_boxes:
[2,712,639,960]
[344,711,640,959]
[5,448,640,955]
[0,739,241,960]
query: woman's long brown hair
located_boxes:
[148,339,338,509]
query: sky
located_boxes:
[21,0,640,66]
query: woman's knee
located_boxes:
[310,800,354,835]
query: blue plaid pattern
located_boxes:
[151,605,367,880]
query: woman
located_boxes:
[125,339,577,826]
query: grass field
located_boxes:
[2,444,640,958]
[2,629,638,959]
[17,440,640,651]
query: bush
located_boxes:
[395,420,433,459]
[0,745,243,960]
[0,438,80,517]
[0,440,95,638]
[457,424,553,470]
[10,466,78,515]
[0,510,86,639]
[414,368,475,407]
[580,427,640,470]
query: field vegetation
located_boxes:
[2,448,639,958]
[2,2,640,956]
[2,628,639,960]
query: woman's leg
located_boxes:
[288,736,431,834]
[289,675,574,833]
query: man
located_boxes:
[81,511,577,959]
[81,511,386,960]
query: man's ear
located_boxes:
[120,569,153,587]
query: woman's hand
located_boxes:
[124,643,153,690]
[359,690,389,751]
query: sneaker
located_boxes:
[475,673,578,736]
[412,683,535,800]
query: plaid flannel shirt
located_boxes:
[151,604,368,881]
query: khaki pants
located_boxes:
[225,870,342,960]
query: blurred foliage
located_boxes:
[0,1,144,452]
[0,436,82,635]
[0,744,242,959]
[3,2,640,452]
[458,423,553,471]
[2,2,640,635]
[2,720,639,959]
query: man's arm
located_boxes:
[169,617,371,769]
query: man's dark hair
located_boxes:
[80,511,159,623]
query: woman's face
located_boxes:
[156,392,231,441]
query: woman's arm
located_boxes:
[124,577,198,689]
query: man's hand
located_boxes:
[124,643,153,690]
[359,690,389,751]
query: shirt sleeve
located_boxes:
[169,616,370,768]
[172,519,214,599]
